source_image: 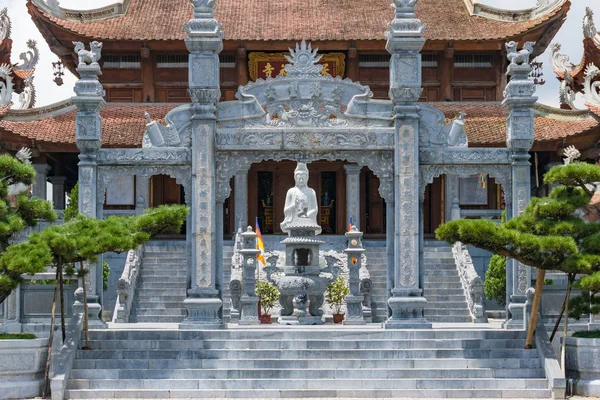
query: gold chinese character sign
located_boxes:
[249,52,346,81]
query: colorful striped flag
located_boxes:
[255,217,266,267]
[348,216,353,232]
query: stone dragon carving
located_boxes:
[583,7,599,41]
[8,148,33,197]
[72,41,103,66]
[582,63,600,106]
[0,63,13,106]
[0,8,10,41]
[559,69,578,110]
[550,43,577,75]
[14,40,39,71]
[419,105,468,148]
[505,41,535,66]
[142,106,192,148]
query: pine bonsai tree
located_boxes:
[0,149,56,305]
[436,159,600,364]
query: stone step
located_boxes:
[85,329,527,341]
[83,338,529,351]
[423,289,465,297]
[132,301,185,309]
[134,282,187,289]
[67,378,549,391]
[130,315,185,323]
[75,348,539,360]
[425,316,473,323]
[423,302,469,309]
[135,295,187,302]
[137,276,186,283]
[64,388,552,399]
[425,309,472,316]
[73,357,542,371]
[132,309,185,316]
[69,367,545,380]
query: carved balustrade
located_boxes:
[112,246,143,323]
[452,242,487,323]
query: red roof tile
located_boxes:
[29,0,569,42]
[1,101,597,149]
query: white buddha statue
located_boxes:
[280,162,321,234]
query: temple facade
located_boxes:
[0,0,599,328]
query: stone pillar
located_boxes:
[134,175,150,216]
[445,174,460,221]
[344,164,361,230]
[32,163,49,200]
[385,0,430,329]
[502,41,537,329]
[344,226,366,325]
[180,0,224,328]
[239,227,260,325]
[48,176,66,210]
[2,287,21,332]
[234,169,248,231]
[73,43,106,328]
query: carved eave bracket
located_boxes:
[142,105,193,148]
[419,105,468,148]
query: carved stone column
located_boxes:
[49,176,67,210]
[445,174,460,221]
[239,227,260,325]
[503,41,537,329]
[379,179,394,317]
[180,0,224,328]
[73,46,106,328]
[134,175,150,216]
[385,0,430,329]
[234,169,248,231]
[344,164,361,230]
[32,163,49,200]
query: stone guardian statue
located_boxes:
[280,162,320,235]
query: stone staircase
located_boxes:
[423,241,472,323]
[364,243,389,322]
[65,328,550,399]
[130,243,187,323]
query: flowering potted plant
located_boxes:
[326,276,350,323]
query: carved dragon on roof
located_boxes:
[0,63,13,106]
[18,74,36,109]
[582,63,600,107]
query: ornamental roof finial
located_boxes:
[284,40,323,76]
[583,7,597,39]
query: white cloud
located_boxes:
[0,0,597,108]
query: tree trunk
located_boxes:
[560,274,575,370]
[0,289,11,306]
[42,268,59,398]
[58,257,66,343]
[525,268,546,349]
[550,292,568,342]
[80,261,89,349]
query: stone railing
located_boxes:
[50,289,85,400]
[112,246,143,323]
[229,228,243,322]
[359,262,372,322]
[452,242,487,323]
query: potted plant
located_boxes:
[326,276,349,323]
[256,280,279,324]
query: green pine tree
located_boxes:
[436,161,600,360]
[0,152,56,305]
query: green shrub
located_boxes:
[256,280,279,315]
[102,261,110,292]
[572,330,600,339]
[0,333,36,339]
[484,254,506,306]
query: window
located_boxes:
[156,55,188,68]
[220,54,236,68]
[454,54,493,68]
[102,55,141,69]
[422,54,438,68]
[358,54,390,68]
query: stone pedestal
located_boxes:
[343,226,365,325]
[275,216,331,325]
[238,227,260,325]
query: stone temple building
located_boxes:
[0,0,600,398]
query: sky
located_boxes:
[0,0,597,108]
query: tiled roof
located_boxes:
[431,102,600,146]
[0,101,597,149]
[28,0,569,42]
[0,103,177,147]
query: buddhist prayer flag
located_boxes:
[478,173,487,189]
[255,217,266,267]
[348,216,353,232]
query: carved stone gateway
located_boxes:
[79,0,538,330]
